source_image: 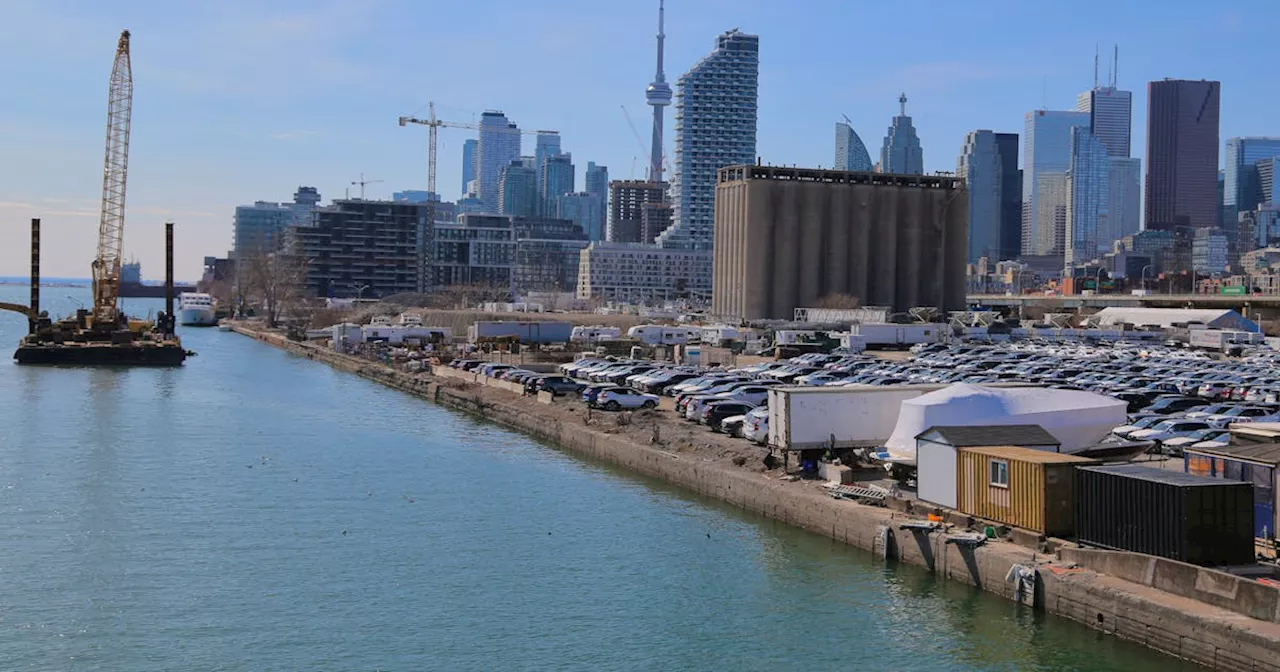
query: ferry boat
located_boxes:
[178,292,217,327]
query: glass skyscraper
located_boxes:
[462,139,478,197]
[1077,85,1139,252]
[477,111,522,214]
[1065,127,1110,267]
[584,162,609,241]
[1076,87,1132,158]
[499,160,537,218]
[534,132,562,207]
[835,121,873,171]
[658,29,758,251]
[957,130,1019,263]
[541,153,575,216]
[1224,137,1280,224]
[878,94,924,175]
[1022,110,1089,256]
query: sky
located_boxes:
[0,0,1276,280]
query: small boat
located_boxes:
[178,292,217,327]
[217,321,233,332]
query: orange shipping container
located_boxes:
[957,446,1096,537]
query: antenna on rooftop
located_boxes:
[1113,45,1119,87]
[1093,43,1099,89]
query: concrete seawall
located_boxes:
[237,328,1280,670]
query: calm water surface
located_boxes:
[0,286,1198,670]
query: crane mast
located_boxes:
[92,30,132,326]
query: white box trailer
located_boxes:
[1188,329,1265,351]
[851,323,945,349]
[767,383,1035,451]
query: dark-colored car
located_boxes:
[702,400,757,432]
[535,376,584,396]
[1142,396,1210,415]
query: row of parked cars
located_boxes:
[463,336,1280,457]
[558,352,877,441]
[447,358,586,396]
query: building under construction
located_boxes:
[712,165,968,320]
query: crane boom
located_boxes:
[92,29,132,325]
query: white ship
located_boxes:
[178,292,217,327]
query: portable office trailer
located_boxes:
[916,425,1063,510]
[1185,441,1280,541]
[956,446,1095,537]
[1076,464,1255,565]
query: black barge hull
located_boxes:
[14,342,187,366]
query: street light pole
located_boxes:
[1141,265,1152,293]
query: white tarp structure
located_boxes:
[884,384,1127,462]
[1092,307,1258,333]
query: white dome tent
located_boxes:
[883,384,1127,463]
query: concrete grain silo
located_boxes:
[712,165,968,320]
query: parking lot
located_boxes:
[447,338,1280,458]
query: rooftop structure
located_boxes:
[878,94,924,175]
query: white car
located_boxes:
[1204,407,1277,428]
[593,388,660,411]
[1185,403,1235,419]
[1112,415,1168,439]
[1160,428,1229,453]
[743,406,770,445]
[1130,419,1211,443]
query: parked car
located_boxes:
[533,376,583,396]
[594,388,660,411]
[1159,428,1229,456]
[719,414,748,438]
[1129,419,1211,444]
[701,400,757,431]
[743,406,770,445]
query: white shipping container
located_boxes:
[768,383,1039,451]
[851,323,944,348]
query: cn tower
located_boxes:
[644,0,672,184]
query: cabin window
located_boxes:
[989,459,1009,488]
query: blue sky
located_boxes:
[0,0,1275,279]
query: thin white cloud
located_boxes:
[0,200,97,219]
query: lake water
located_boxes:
[0,285,1198,670]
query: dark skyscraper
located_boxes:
[995,133,1023,261]
[1144,79,1220,231]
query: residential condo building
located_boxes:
[658,28,759,251]
[232,186,321,258]
[576,243,712,303]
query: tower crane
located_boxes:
[620,105,671,182]
[350,173,383,199]
[397,102,547,205]
[92,29,133,327]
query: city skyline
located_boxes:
[0,0,1277,277]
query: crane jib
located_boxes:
[93,29,132,327]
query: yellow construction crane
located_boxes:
[397,102,546,200]
[91,29,132,327]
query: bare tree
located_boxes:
[245,252,309,328]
